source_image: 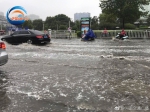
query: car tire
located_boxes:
[1,39,6,41]
[27,39,32,44]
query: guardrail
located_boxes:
[51,30,77,39]
[94,30,150,39]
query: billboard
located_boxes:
[81,17,90,37]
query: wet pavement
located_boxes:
[0,38,150,112]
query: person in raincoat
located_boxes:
[82,29,96,41]
[119,29,126,39]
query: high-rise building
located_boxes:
[74,13,90,21]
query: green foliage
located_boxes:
[147,14,150,25]
[124,23,136,29]
[76,31,81,37]
[73,20,80,31]
[22,20,33,29]
[32,19,43,30]
[139,25,149,29]
[45,17,56,30]
[91,16,99,30]
[99,13,116,23]
[45,14,72,30]
[59,25,67,30]
[100,0,150,28]
[99,22,117,30]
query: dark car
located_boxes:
[1,30,51,44]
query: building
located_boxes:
[28,14,40,21]
[0,15,11,30]
[74,13,90,21]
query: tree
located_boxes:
[99,13,117,29]
[45,14,71,30]
[72,20,80,31]
[147,14,150,26]
[32,19,43,30]
[91,16,99,30]
[22,20,33,29]
[100,0,150,28]
[45,17,57,30]
[59,25,67,30]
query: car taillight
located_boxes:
[48,35,51,38]
[36,35,43,38]
[0,42,6,49]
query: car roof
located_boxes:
[13,30,44,34]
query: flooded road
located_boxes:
[0,38,150,112]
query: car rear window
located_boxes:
[30,30,44,35]
[19,31,30,34]
[13,31,19,35]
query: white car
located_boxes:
[0,40,8,66]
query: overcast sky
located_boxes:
[0,0,102,21]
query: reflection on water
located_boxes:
[0,71,11,111]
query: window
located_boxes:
[19,31,30,34]
[13,31,19,35]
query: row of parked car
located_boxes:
[0,29,51,67]
[0,30,6,35]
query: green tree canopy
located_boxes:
[100,0,150,28]
[147,14,150,25]
[22,20,33,29]
[32,19,43,30]
[91,16,99,30]
[99,13,117,29]
[45,14,72,30]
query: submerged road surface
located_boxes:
[0,38,150,112]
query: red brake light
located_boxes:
[36,35,43,38]
[0,42,6,49]
[48,35,51,38]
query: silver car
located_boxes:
[0,40,8,66]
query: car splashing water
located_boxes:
[2,39,150,112]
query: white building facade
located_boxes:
[74,13,90,21]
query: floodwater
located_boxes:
[0,38,150,112]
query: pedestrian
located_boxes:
[68,27,72,39]
[102,28,108,37]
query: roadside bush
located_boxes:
[124,23,136,29]
[139,25,149,29]
[76,31,81,38]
